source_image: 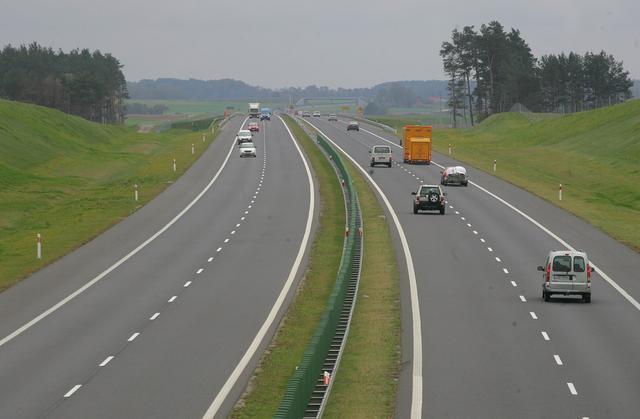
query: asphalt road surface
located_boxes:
[304,115,640,419]
[0,116,315,418]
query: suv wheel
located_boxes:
[413,205,418,214]
[543,290,551,302]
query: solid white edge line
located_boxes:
[358,120,640,312]
[99,356,114,367]
[302,119,423,419]
[64,384,82,398]
[201,115,315,418]
[0,117,249,349]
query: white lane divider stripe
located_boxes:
[503,268,509,274]
[128,332,139,342]
[488,247,493,252]
[64,385,82,398]
[224,238,230,243]
[202,115,316,418]
[495,257,501,262]
[511,281,518,287]
[99,356,114,367]
[519,295,526,302]
[208,257,213,262]
[568,382,578,395]
[541,331,550,341]
[149,313,160,320]
[554,355,563,365]
[231,230,236,235]
[0,117,249,349]
[480,238,486,243]
[168,296,177,303]
[530,312,538,320]
[473,230,478,235]
[196,268,203,274]
[184,281,191,287]
[216,247,222,252]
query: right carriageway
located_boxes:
[303,116,640,419]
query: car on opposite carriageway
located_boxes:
[236,129,253,145]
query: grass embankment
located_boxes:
[0,99,218,290]
[373,100,640,250]
[231,116,400,418]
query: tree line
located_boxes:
[440,21,634,126]
[0,43,128,123]
[126,102,169,115]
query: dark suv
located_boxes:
[412,185,446,214]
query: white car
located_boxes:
[312,111,321,117]
[236,129,253,145]
[239,142,257,158]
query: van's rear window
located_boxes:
[573,256,586,272]
[374,146,391,153]
[552,255,572,272]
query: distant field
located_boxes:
[372,100,640,251]
[0,99,218,290]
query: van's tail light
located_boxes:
[546,263,551,283]
[587,264,592,287]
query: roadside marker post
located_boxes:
[323,371,331,386]
[134,184,139,202]
[202,134,206,143]
[493,159,497,173]
[559,184,563,201]
[36,233,42,259]
[448,144,452,156]
[173,158,177,173]
[192,143,195,155]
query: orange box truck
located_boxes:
[403,125,432,164]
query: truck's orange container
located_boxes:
[403,125,432,164]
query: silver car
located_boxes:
[538,250,592,303]
[239,142,257,158]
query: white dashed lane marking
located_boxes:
[480,238,485,243]
[127,332,139,342]
[530,312,538,320]
[149,313,160,320]
[241,217,245,221]
[236,223,241,227]
[64,385,82,398]
[488,247,493,252]
[495,257,501,262]
[184,281,191,287]
[541,331,550,341]
[168,296,177,303]
[224,238,230,243]
[503,268,509,274]
[208,257,213,262]
[99,356,114,367]
[231,230,236,235]
[216,247,222,252]
[568,382,578,395]
[196,268,203,274]
[511,281,518,287]
[473,230,478,235]
[554,355,563,366]
[519,295,527,302]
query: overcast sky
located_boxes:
[2,0,638,88]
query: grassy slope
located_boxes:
[0,99,213,289]
[374,100,640,250]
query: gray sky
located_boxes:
[2,0,638,88]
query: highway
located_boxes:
[304,116,640,418]
[0,116,315,418]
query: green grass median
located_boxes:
[0,99,220,290]
[231,115,399,418]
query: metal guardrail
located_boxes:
[274,121,363,419]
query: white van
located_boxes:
[538,250,592,303]
[369,145,392,167]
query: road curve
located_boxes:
[305,116,640,418]
[0,116,315,418]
